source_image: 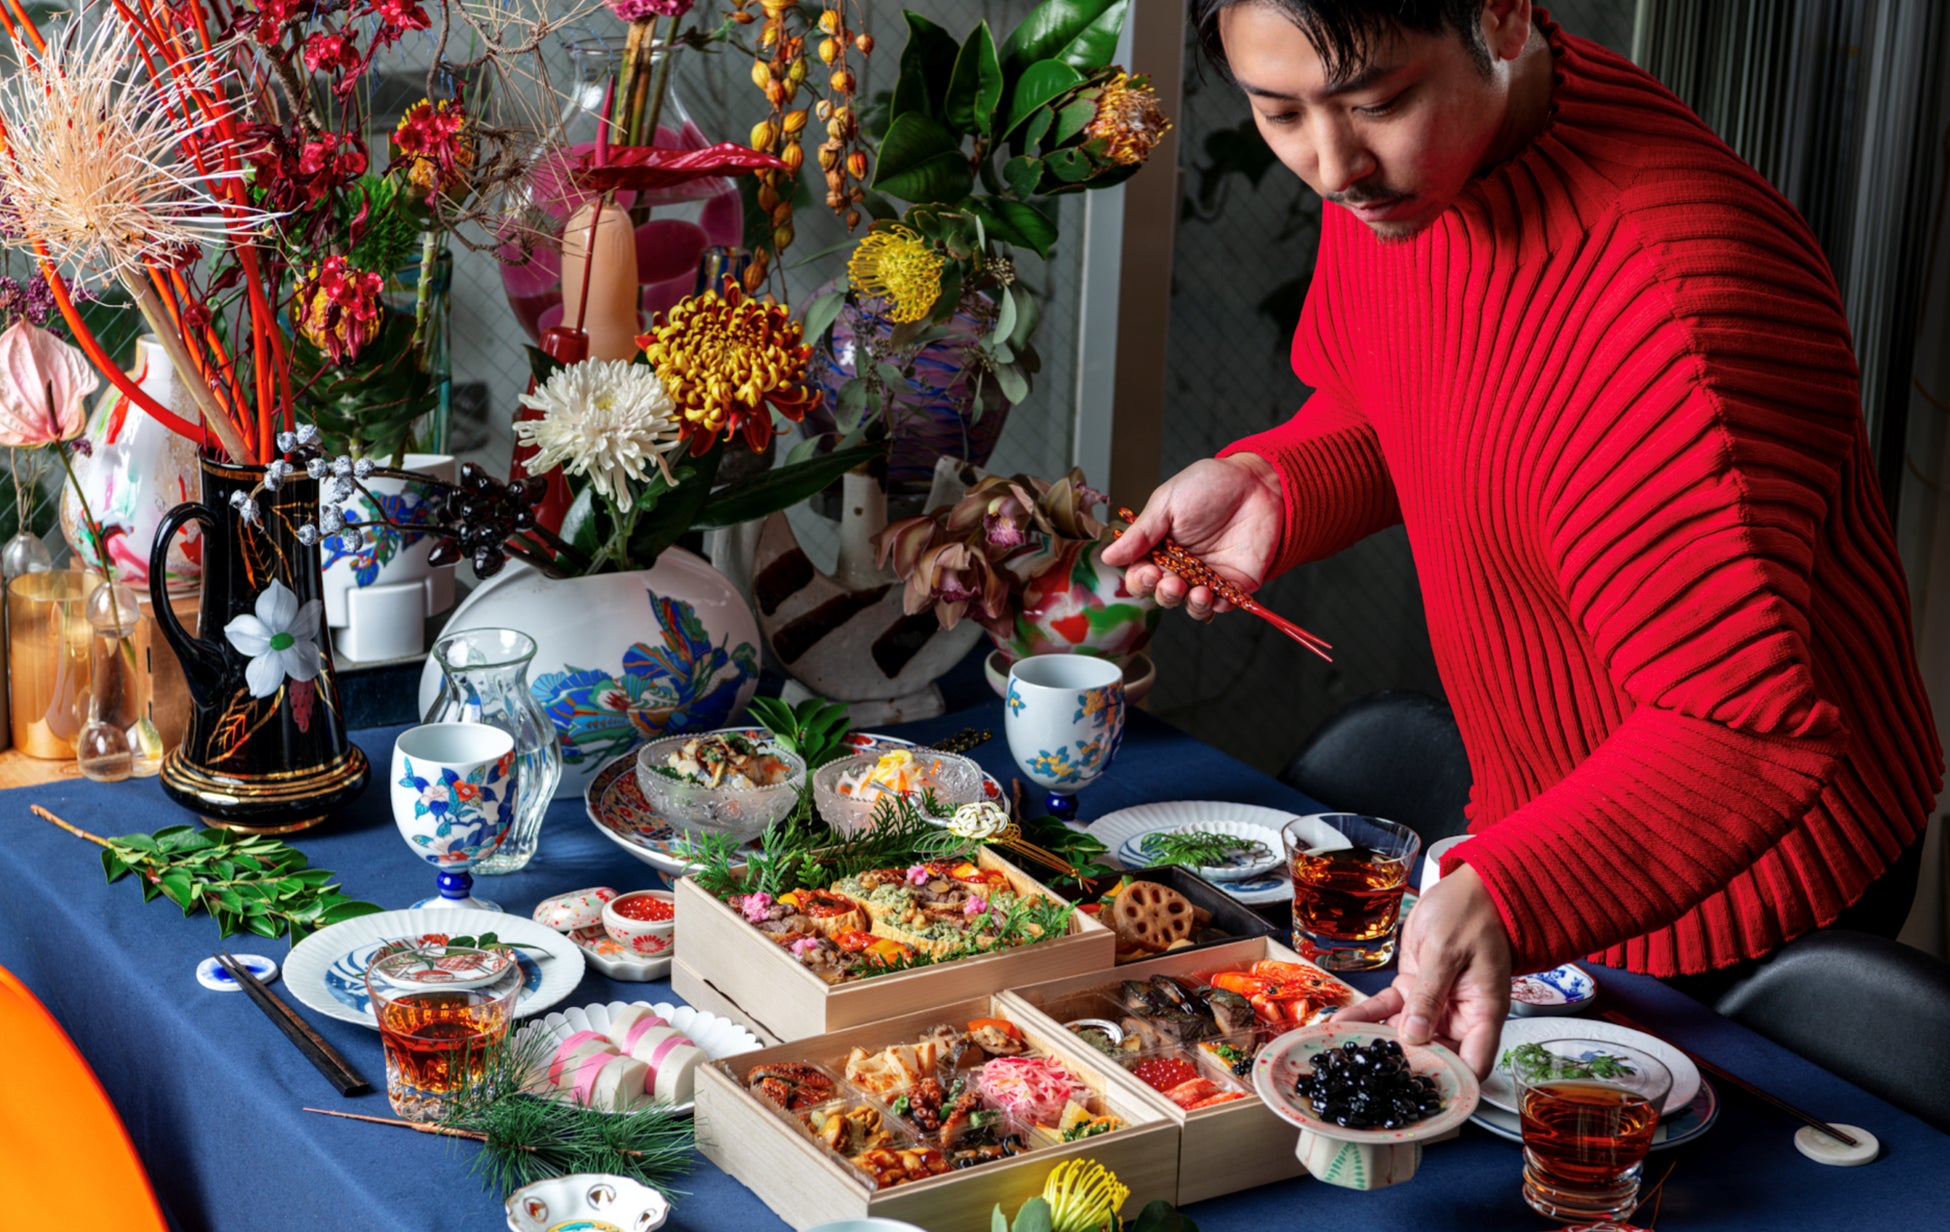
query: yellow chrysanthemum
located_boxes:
[635,278,820,455]
[1041,1159,1129,1232]
[847,224,944,324]
[1087,72,1171,167]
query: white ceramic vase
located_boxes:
[60,337,202,594]
[417,549,760,802]
[321,453,457,662]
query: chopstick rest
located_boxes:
[196,953,279,992]
[213,951,372,1097]
[1794,1124,1879,1167]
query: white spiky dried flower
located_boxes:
[515,359,686,505]
[0,18,266,286]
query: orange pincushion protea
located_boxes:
[634,277,821,454]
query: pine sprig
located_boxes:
[33,806,380,941]
[439,1026,696,1198]
[1138,829,1270,869]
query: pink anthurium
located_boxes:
[0,322,98,447]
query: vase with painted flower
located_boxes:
[149,454,369,833]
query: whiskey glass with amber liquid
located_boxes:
[1282,813,1422,971]
[1514,1040,1673,1222]
[364,943,523,1122]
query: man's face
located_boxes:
[1220,3,1512,241]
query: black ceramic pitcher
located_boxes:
[148,453,369,832]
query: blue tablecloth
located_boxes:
[5,704,1946,1231]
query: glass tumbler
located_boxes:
[1515,1039,1673,1222]
[365,943,523,1122]
[1283,812,1422,971]
[423,628,562,874]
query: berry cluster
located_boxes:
[419,464,550,578]
[1295,1038,1441,1131]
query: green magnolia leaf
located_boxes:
[800,289,847,350]
[1025,108,1056,149]
[1002,59,1084,138]
[1045,147,1096,183]
[963,197,1058,259]
[993,361,1029,404]
[999,0,1129,76]
[691,442,881,530]
[872,113,973,205]
[943,22,1005,136]
[557,486,603,560]
[1010,1196,1055,1232]
[890,11,959,124]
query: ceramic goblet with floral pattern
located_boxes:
[390,723,519,911]
[1004,653,1126,822]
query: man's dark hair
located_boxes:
[1190,0,1492,85]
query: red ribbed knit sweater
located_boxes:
[1220,17,1941,977]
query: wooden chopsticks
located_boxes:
[213,951,371,1097]
[1598,1008,1859,1147]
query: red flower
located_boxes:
[391,99,474,197]
[296,256,386,366]
[303,31,363,80]
[248,0,309,44]
[365,0,431,46]
[570,142,786,196]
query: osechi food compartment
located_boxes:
[729,1015,1130,1187]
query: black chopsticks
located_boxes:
[213,951,371,1097]
[1598,1008,1859,1147]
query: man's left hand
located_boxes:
[1336,864,1513,1078]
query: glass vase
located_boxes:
[76,580,162,781]
[387,232,452,454]
[496,37,744,343]
[7,569,92,759]
[424,627,563,873]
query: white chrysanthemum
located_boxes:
[515,359,685,504]
[0,19,266,286]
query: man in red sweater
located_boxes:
[1105,0,1941,1076]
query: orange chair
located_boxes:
[0,964,168,1228]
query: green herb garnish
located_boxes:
[1138,829,1270,869]
[1500,1042,1637,1083]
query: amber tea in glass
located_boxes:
[365,944,523,1121]
[1514,1039,1673,1222]
[1282,813,1421,971]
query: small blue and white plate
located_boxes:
[283,907,584,1029]
[195,953,278,992]
[1509,963,1597,1016]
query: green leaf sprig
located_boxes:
[34,807,380,942]
[1501,1042,1637,1084]
[1137,829,1270,870]
[747,695,854,770]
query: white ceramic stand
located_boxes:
[1295,1129,1425,1190]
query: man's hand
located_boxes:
[1336,865,1512,1079]
[1099,454,1284,621]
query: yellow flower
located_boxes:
[635,278,821,455]
[392,98,477,198]
[1041,1159,1128,1232]
[1087,72,1171,167]
[847,224,944,324]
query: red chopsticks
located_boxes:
[1112,507,1333,663]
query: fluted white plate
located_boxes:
[284,907,586,1029]
[1126,819,1285,883]
[1091,801,1301,905]
[1480,1017,1701,1116]
[512,999,763,1116]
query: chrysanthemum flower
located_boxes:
[847,224,943,324]
[515,359,686,505]
[635,278,821,455]
[1087,72,1171,167]
[295,257,386,365]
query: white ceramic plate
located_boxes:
[567,926,673,982]
[585,731,1006,876]
[1253,1021,1481,1144]
[284,908,586,1029]
[511,999,763,1117]
[505,1173,670,1232]
[1481,1017,1701,1116]
[1123,820,1285,883]
[1470,1076,1720,1151]
[1091,801,1299,905]
[1509,964,1598,1016]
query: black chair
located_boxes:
[1714,930,1950,1132]
[1276,689,1474,844]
